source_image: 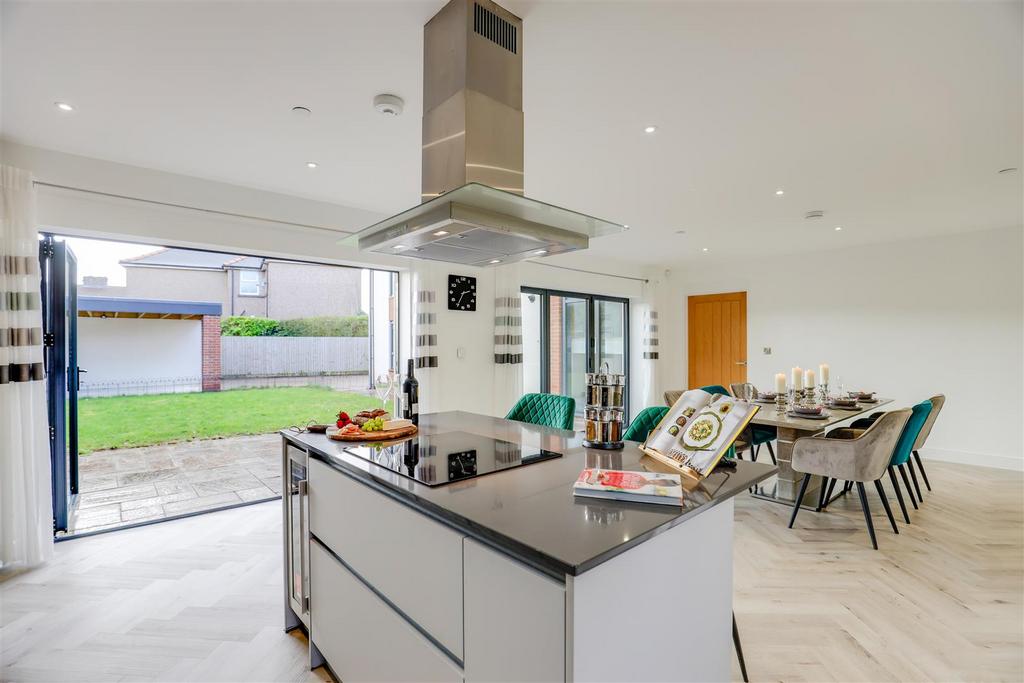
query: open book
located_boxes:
[641,389,760,479]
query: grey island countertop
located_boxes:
[283,411,775,579]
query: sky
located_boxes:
[64,236,158,287]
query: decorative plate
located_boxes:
[682,413,722,450]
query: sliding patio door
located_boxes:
[520,288,629,416]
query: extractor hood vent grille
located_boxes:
[474,3,517,54]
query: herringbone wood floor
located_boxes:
[1,461,1021,682]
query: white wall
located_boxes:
[78,317,202,394]
[659,226,1024,470]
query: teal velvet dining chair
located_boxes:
[505,393,576,431]
[699,385,774,463]
[622,406,669,442]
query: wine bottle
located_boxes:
[402,358,419,426]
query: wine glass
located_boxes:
[374,372,394,410]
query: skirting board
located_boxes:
[921,447,1023,472]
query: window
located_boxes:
[239,270,262,296]
[520,287,629,416]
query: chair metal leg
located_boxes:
[888,466,911,524]
[907,459,924,502]
[789,473,811,528]
[913,450,932,491]
[874,479,899,534]
[821,477,838,509]
[752,445,759,462]
[815,477,831,512]
[856,482,878,549]
[733,611,749,683]
[766,440,777,465]
[844,480,853,494]
[898,463,919,509]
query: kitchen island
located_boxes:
[282,411,774,683]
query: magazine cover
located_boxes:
[641,389,759,479]
[573,468,684,506]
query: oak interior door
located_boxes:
[687,291,747,390]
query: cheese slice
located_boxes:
[383,418,412,431]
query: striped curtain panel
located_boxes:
[634,279,660,418]
[492,263,523,415]
[1,166,54,569]
[411,264,439,413]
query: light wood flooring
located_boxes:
[1,460,1021,682]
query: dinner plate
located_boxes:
[827,403,860,410]
[787,411,830,420]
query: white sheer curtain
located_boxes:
[492,263,523,416]
[0,166,54,570]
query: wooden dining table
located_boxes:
[746,397,893,507]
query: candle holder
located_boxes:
[819,382,830,404]
[775,392,787,413]
[803,387,817,407]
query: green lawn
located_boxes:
[78,385,387,454]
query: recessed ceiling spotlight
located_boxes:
[775,189,785,196]
[834,226,842,231]
[489,259,502,264]
[392,244,408,250]
[643,126,657,134]
[533,250,548,255]
[433,230,449,236]
[998,167,1018,174]
[701,247,709,252]
[306,161,318,169]
[291,106,311,116]
[54,101,75,112]
[623,224,629,228]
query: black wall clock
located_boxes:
[447,274,477,311]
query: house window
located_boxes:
[239,270,262,296]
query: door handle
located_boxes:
[735,361,748,366]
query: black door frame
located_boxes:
[520,286,630,418]
[40,234,80,532]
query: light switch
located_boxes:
[763,347,772,355]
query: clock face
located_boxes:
[447,274,477,311]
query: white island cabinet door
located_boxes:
[308,459,464,658]
[464,539,566,682]
[310,540,463,683]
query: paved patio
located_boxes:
[69,433,282,534]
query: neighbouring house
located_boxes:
[77,248,362,319]
[77,297,222,396]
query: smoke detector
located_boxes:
[804,210,825,220]
[373,94,404,116]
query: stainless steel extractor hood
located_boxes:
[341,0,623,266]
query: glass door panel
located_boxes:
[520,291,543,395]
[594,299,626,374]
[559,296,589,412]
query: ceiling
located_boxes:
[3,0,1021,266]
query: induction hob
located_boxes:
[342,431,563,486]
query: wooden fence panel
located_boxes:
[221,336,368,378]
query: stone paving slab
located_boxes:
[67,433,281,534]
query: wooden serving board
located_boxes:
[328,425,418,442]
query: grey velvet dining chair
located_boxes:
[788,409,912,549]
[911,394,945,492]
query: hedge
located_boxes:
[221,315,368,338]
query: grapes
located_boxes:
[362,417,385,432]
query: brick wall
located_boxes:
[201,315,221,392]
[549,296,562,394]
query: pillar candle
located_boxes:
[774,373,786,393]
[804,368,816,388]
[791,367,803,390]
[819,363,830,384]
